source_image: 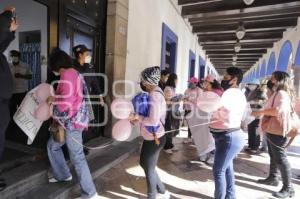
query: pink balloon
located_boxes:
[35,83,54,102]
[34,102,51,121]
[197,91,222,113]
[111,98,134,119]
[112,119,132,141]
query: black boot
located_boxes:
[0,180,6,192]
[272,186,295,198]
[257,177,279,186]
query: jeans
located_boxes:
[247,119,260,150]
[212,130,246,199]
[0,100,10,161]
[47,129,97,198]
[140,135,166,199]
[266,133,292,188]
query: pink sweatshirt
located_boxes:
[139,87,167,140]
[263,90,292,136]
[209,88,246,130]
[54,68,84,129]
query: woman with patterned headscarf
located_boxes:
[129,66,170,199]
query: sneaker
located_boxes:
[164,149,173,154]
[172,147,179,152]
[205,154,215,165]
[156,190,171,199]
[183,138,192,144]
[75,193,105,199]
[49,175,72,183]
[199,154,207,162]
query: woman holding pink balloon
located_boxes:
[128,66,170,199]
[46,49,102,199]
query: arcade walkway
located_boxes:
[72,131,300,199]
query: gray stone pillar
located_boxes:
[104,0,129,137]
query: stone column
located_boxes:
[104,0,129,137]
[293,66,300,96]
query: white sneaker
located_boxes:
[206,155,215,165]
[183,138,192,144]
[75,193,105,199]
[156,190,171,199]
[49,175,72,183]
[164,149,173,154]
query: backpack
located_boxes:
[132,91,162,145]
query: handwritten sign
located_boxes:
[13,88,43,145]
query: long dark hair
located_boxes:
[49,48,73,72]
[211,80,222,90]
[165,73,177,88]
[272,71,296,103]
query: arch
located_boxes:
[277,40,293,72]
[295,42,300,66]
[267,52,276,75]
[256,67,260,78]
[259,60,266,78]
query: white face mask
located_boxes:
[248,85,258,91]
[84,55,92,64]
[53,71,60,76]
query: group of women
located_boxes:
[45,46,297,199]
[129,66,297,199]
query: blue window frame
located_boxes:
[199,56,205,80]
[161,23,178,73]
[189,50,196,79]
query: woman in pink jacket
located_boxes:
[129,66,170,199]
[46,49,101,199]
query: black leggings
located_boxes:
[140,135,167,199]
[266,133,292,188]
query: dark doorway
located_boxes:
[161,23,178,73]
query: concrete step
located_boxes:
[16,138,141,199]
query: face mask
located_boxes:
[248,85,257,91]
[188,83,196,89]
[11,57,19,65]
[53,71,60,76]
[267,82,274,91]
[221,79,233,91]
[84,55,92,64]
[140,82,148,92]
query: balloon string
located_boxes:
[71,121,218,150]
[71,138,114,150]
[164,120,218,134]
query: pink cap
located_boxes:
[204,75,216,83]
[188,77,199,84]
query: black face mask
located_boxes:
[221,79,233,91]
[267,81,275,91]
[140,82,148,92]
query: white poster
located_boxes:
[13,88,43,145]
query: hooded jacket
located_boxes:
[0,10,14,99]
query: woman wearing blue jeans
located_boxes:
[46,49,102,199]
[209,67,247,199]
